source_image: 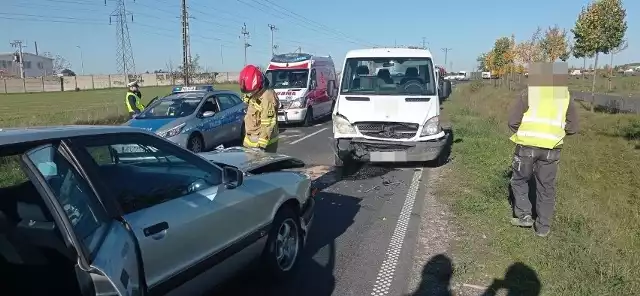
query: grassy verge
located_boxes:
[439,81,640,295]
[568,75,640,97]
[0,84,240,127]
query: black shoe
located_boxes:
[510,215,534,227]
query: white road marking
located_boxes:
[289,127,328,145]
[370,168,423,296]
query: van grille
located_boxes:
[355,122,418,139]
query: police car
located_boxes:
[123,86,247,152]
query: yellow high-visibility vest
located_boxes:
[125,92,145,113]
[509,86,571,149]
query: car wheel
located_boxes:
[302,107,313,127]
[262,206,302,280]
[187,134,204,153]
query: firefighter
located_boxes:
[125,81,145,117]
[239,65,279,152]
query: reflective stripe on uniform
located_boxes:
[261,118,276,126]
[510,86,570,149]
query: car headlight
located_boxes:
[158,123,186,138]
[332,114,356,134]
[289,97,307,109]
[420,116,440,136]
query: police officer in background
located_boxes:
[125,81,145,118]
[507,62,579,237]
[238,65,279,152]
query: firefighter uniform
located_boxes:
[125,91,145,117]
[242,89,279,152]
[508,85,579,236]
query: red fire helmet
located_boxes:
[239,65,264,93]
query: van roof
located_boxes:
[345,48,433,59]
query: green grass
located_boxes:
[439,82,640,295]
[0,84,240,127]
[568,75,640,97]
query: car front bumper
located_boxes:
[277,108,307,124]
[300,195,315,244]
[164,133,190,148]
[331,132,451,162]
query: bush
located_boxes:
[620,120,640,140]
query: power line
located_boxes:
[441,48,452,69]
[108,0,136,76]
[241,23,251,66]
[180,0,192,85]
[268,24,278,56]
[10,40,26,79]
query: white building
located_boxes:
[0,52,54,78]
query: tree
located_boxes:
[571,0,627,111]
[514,27,543,70]
[609,39,628,74]
[539,25,570,62]
[178,54,202,85]
[477,52,488,71]
[492,36,513,76]
[42,52,72,75]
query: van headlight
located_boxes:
[420,116,440,136]
[289,97,307,109]
[158,123,186,138]
[332,114,356,134]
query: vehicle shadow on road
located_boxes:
[407,254,541,296]
[214,169,361,296]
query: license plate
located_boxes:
[277,115,285,121]
[370,151,406,162]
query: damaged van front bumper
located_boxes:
[331,133,451,163]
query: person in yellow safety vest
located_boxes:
[238,65,279,152]
[125,81,145,118]
[507,62,579,237]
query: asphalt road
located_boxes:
[213,117,435,296]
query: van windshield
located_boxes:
[340,57,436,95]
[265,69,309,89]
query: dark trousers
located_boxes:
[510,144,561,231]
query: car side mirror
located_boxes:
[202,111,215,118]
[223,167,244,189]
[439,80,452,100]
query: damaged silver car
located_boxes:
[0,126,315,296]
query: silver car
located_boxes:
[125,89,247,152]
[0,126,315,296]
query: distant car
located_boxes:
[125,88,247,152]
[0,126,315,295]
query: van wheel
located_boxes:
[302,107,313,127]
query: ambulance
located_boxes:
[265,53,338,126]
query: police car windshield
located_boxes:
[136,95,203,119]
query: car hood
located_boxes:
[198,146,305,173]
[125,117,189,132]
[336,94,438,125]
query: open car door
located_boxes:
[20,142,148,296]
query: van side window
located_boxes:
[310,69,317,89]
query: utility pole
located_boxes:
[10,40,26,79]
[241,23,250,66]
[295,46,302,53]
[268,24,278,56]
[422,37,426,49]
[220,44,224,65]
[180,0,192,85]
[441,48,452,68]
[109,0,136,78]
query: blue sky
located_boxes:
[2,0,638,74]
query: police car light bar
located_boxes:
[172,85,215,93]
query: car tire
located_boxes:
[187,133,204,153]
[262,205,302,281]
[302,107,313,127]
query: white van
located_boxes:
[331,48,452,166]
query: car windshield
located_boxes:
[340,57,436,95]
[136,94,203,119]
[266,69,309,89]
